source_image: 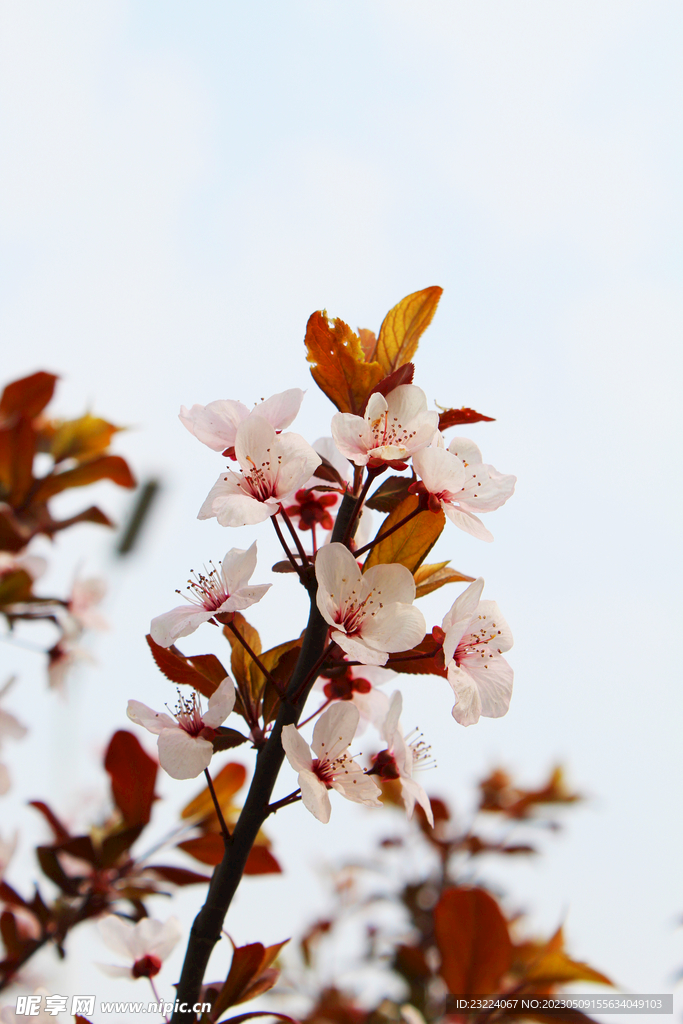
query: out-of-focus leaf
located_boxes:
[212,940,289,1016]
[375,287,443,374]
[104,730,158,827]
[0,506,30,551]
[433,886,512,995]
[145,864,211,886]
[145,634,224,699]
[304,311,384,415]
[50,414,121,463]
[177,833,225,866]
[478,766,581,819]
[365,474,412,514]
[224,613,262,697]
[363,495,444,573]
[515,927,612,988]
[32,455,136,501]
[0,569,34,607]
[413,562,475,598]
[29,801,71,842]
[387,634,448,678]
[438,406,495,430]
[394,943,432,981]
[362,363,415,412]
[0,419,36,506]
[182,762,247,822]
[212,727,248,752]
[100,825,144,868]
[36,847,80,895]
[47,505,114,533]
[0,911,23,957]
[244,846,282,875]
[0,372,58,421]
[310,455,346,488]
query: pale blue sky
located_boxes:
[0,2,681,1016]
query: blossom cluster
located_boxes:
[132,293,516,832]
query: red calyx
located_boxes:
[132,954,162,978]
[370,750,400,780]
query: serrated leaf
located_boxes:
[363,495,444,573]
[434,887,512,995]
[438,406,495,430]
[145,634,225,699]
[375,287,443,374]
[414,562,476,598]
[304,310,384,414]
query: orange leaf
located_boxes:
[375,287,443,374]
[244,845,282,875]
[363,494,444,573]
[517,927,612,988]
[32,455,136,501]
[413,561,476,598]
[177,832,225,865]
[304,310,384,414]
[181,762,247,822]
[0,372,58,421]
[433,887,512,995]
[212,940,289,1016]
[145,634,227,699]
[388,634,448,678]
[50,413,121,463]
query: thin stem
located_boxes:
[278,505,310,566]
[148,977,168,1022]
[353,505,423,557]
[203,768,231,842]
[225,619,285,697]
[311,522,318,555]
[341,468,379,547]
[297,697,332,729]
[271,515,306,580]
[266,790,302,815]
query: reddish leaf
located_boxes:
[365,474,413,514]
[0,506,31,551]
[244,845,282,875]
[0,569,34,607]
[304,310,384,415]
[0,911,23,957]
[178,833,225,866]
[47,505,114,534]
[0,882,28,909]
[29,801,71,842]
[438,406,495,430]
[387,635,448,678]
[433,887,512,995]
[0,372,58,421]
[145,634,223,699]
[100,825,144,867]
[145,864,211,886]
[32,455,136,501]
[104,730,158,827]
[375,287,443,374]
[36,847,80,895]
[362,363,415,412]
[213,940,288,1017]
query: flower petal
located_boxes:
[456,655,513,719]
[136,916,182,961]
[150,606,212,647]
[98,915,137,959]
[157,730,213,779]
[281,724,313,773]
[298,769,332,822]
[220,542,258,593]
[312,702,359,762]
[179,399,249,451]
[443,506,494,542]
[127,701,176,736]
[254,388,305,430]
[332,631,388,666]
[203,676,236,727]
[363,562,416,606]
[315,543,363,627]
[441,578,485,663]
[446,663,483,726]
[361,604,427,654]
[331,412,371,465]
[331,764,382,806]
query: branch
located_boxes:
[171,491,359,1022]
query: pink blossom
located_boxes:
[331,385,438,467]
[97,914,182,979]
[375,691,434,826]
[413,438,515,542]
[127,677,235,779]
[66,576,108,631]
[315,543,426,667]
[281,703,381,823]
[150,542,270,647]
[317,663,395,734]
[179,388,305,452]
[197,416,321,527]
[441,578,513,726]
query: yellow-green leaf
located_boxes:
[304,310,384,414]
[414,562,476,598]
[363,495,444,574]
[50,414,121,463]
[375,286,443,375]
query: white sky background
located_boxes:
[0,0,682,1018]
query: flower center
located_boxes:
[311,753,352,788]
[171,691,205,737]
[238,449,283,502]
[456,616,505,662]
[177,563,228,612]
[369,411,417,453]
[132,954,162,979]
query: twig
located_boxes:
[203,768,231,843]
[224,619,285,697]
[352,504,423,557]
[278,505,310,566]
[271,515,306,581]
[266,790,302,815]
